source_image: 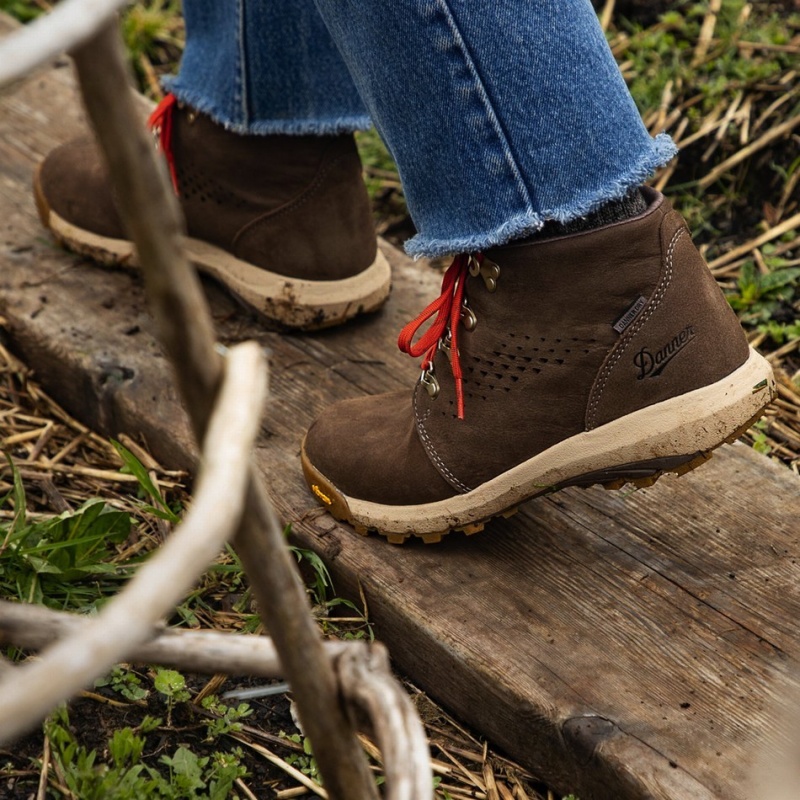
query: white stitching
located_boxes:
[585,227,683,429]
[414,390,472,494]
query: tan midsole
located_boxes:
[341,348,775,534]
[185,237,390,310]
[46,207,390,312]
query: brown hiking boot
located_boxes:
[301,188,776,543]
[33,95,390,330]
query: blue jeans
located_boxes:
[166,0,676,258]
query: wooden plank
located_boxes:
[2,16,799,798]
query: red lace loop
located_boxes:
[398,253,481,420]
[147,93,179,194]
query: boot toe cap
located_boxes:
[302,390,457,508]
[36,136,125,239]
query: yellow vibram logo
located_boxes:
[311,484,332,505]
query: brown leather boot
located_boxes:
[301,188,776,543]
[33,95,390,330]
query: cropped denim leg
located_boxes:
[313,0,677,257]
[164,0,371,135]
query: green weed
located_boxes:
[0,0,42,23]
[94,665,150,702]
[750,419,773,456]
[154,666,191,726]
[725,255,800,338]
[619,1,796,116]
[121,0,183,63]
[201,695,253,742]
[280,731,320,781]
[43,706,247,800]
[112,439,181,523]
[288,527,374,640]
[0,459,132,611]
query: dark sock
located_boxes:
[523,187,648,242]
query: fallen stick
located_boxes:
[708,211,800,272]
[0,600,358,677]
[698,113,800,189]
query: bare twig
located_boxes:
[36,733,50,800]
[691,0,722,67]
[698,113,800,188]
[233,737,330,799]
[708,211,800,272]
[0,599,354,677]
[0,0,130,88]
[338,643,434,800]
[599,0,615,33]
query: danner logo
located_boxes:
[634,324,696,379]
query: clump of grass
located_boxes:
[0,471,132,611]
[0,0,44,22]
[120,0,185,98]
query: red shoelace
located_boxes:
[398,253,483,420]
[147,93,179,194]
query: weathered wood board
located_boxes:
[2,16,800,798]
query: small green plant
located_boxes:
[201,695,253,741]
[154,667,191,726]
[280,732,320,781]
[43,707,247,800]
[286,526,374,640]
[725,257,800,334]
[122,0,183,59]
[112,439,181,524]
[94,665,150,702]
[159,746,247,799]
[0,0,43,22]
[749,418,772,456]
[286,526,335,606]
[119,0,185,97]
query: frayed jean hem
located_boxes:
[405,133,678,259]
[164,79,372,135]
[405,213,545,259]
[542,133,678,225]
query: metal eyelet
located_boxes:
[438,330,452,357]
[469,257,500,292]
[420,365,440,399]
[481,258,500,292]
[460,300,477,332]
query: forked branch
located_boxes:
[0,343,267,743]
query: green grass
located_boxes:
[1,459,134,611]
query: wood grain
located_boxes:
[2,14,799,798]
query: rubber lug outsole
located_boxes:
[300,406,771,545]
